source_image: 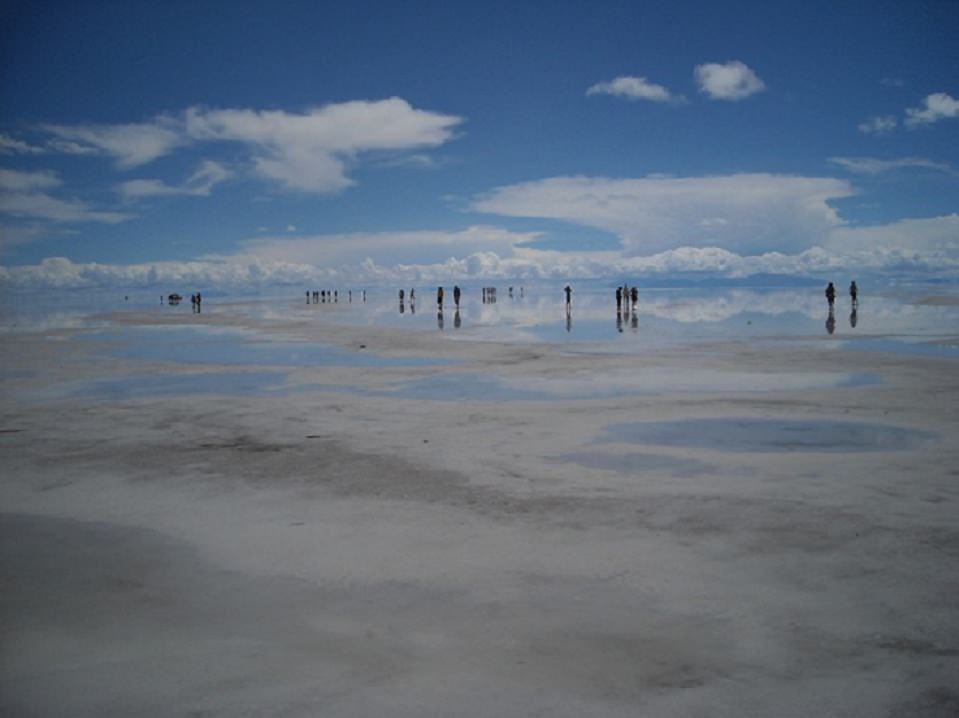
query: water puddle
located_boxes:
[599,418,937,453]
[59,371,292,400]
[840,338,959,359]
[381,369,881,402]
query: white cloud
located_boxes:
[472,174,853,255]
[183,99,463,192]
[42,119,185,168]
[0,192,131,224]
[826,214,959,256]
[827,156,955,176]
[0,169,61,191]
[0,134,46,155]
[586,76,684,104]
[905,92,959,128]
[858,115,898,135]
[694,61,765,101]
[35,99,462,194]
[118,160,232,199]
[226,225,539,268]
[5,214,959,290]
[1,169,131,224]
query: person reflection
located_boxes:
[850,307,857,328]
[826,307,836,335]
[399,300,405,314]
[454,309,461,329]
[616,310,623,333]
[630,313,638,332]
[565,311,572,333]
[437,309,444,331]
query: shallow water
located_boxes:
[79,326,446,368]
[66,371,291,400]
[378,369,880,402]
[600,418,937,453]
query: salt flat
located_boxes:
[2,290,958,717]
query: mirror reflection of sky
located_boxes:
[3,280,958,357]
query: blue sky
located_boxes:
[1,0,957,287]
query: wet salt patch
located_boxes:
[385,370,881,402]
[78,326,446,368]
[57,372,291,400]
[559,452,720,477]
[840,337,959,359]
[600,418,937,453]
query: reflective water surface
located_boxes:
[600,418,938,453]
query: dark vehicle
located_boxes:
[168,293,183,305]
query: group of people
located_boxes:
[615,284,639,312]
[190,292,202,313]
[824,281,859,334]
[307,289,366,304]
[825,281,858,309]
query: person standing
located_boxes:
[437,286,444,307]
[630,286,638,310]
[564,285,572,311]
[453,285,461,309]
[615,287,622,311]
[850,281,858,306]
[825,282,836,308]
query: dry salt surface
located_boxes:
[2,299,959,717]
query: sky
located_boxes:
[1,0,957,288]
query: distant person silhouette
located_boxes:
[631,286,638,309]
[196,292,201,309]
[399,289,404,302]
[615,287,622,311]
[453,285,461,308]
[437,286,444,307]
[410,288,415,303]
[850,281,858,306]
[564,285,572,311]
[825,282,836,308]
[191,294,197,312]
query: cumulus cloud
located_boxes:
[586,76,684,104]
[227,225,540,269]
[857,115,899,135]
[182,99,462,192]
[694,61,765,101]
[42,119,185,168]
[905,92,959,128]
[827,156,955,176]
[36,99,462,194]
[472,174,853,255]
[117,160,232,199]
[0,169,130,224]
[5,214,959,290]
